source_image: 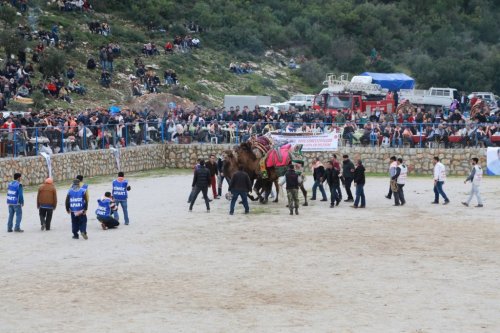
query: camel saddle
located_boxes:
[259,144,304,179]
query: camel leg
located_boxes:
[272,180,279,203]
[300,184,308,206]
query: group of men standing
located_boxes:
[308,154,366,209]
[6,172,131,239]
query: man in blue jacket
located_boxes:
[7,173,24,233]
[112,172,131,225]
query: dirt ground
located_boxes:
[0,172,499,333]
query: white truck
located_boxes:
[223,95,271,110]
[286,94,315,110]
[398,87,460,109]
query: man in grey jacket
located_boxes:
[462,157,483,208]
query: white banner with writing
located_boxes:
[270,132,339,151]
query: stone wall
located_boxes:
[0,144,487,189]
[165,144,486,176]
[0,145,166,190]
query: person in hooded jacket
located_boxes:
[37,178,57,231]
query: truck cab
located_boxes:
[313,92,394,116]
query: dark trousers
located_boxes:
[387,181,393,198]
[98,216,120,228]
[394,184,406,205]
[189,186,210,210]
[71,213,87,237]
[230,190,249,214]
[210,175,217,197]
[329,184,340,205]
[39,208,54,230]
[344,177,354,200]
[354,184,366,207]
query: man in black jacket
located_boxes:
[228,166,252,215]
[342,155,355,202]
[189,160,211,212]
[352,159,366,208]
[310,157,327,201]
[325,161,341,208]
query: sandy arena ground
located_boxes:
[0,171,499,333]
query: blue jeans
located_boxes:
[433,181,449,203]
[312,180,327,200]
[113,200,129,224]
[230,190,249,214]
[7,205,22,231]
[71,213,87,237]
[354,184,366,207]
[392,137,402,147]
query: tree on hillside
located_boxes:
[39,49,66,78]
[0,5,17,28]
[0,32,26,59]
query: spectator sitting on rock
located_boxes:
[66,66,75,80]
[100,71,112,88]
[87,57,96,70]
[16,84,30,98]
[164,41,173,54]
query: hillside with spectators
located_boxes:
[0,0,499,113]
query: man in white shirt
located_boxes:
[432,156,450,205]
[462,157,483,207]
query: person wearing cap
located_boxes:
[66,179,89,240]
[96,192,120,230]
[6,173,24,233]
[76,175,89,203]
[37,178,57,231]
[112,171,131,225]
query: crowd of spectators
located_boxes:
[1,101,499,158]
[229,62,253,74]
[56,0,91,12]
[130,58,179,97]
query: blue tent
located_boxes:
[360,72,415,91]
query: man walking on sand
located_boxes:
[37,178,57,231]
[6,173,24,233]
[462,157,483,208]
[386,156,397,199]
[432,156,450,205]
[342,155,355,202]
[392,158,407,206]
[189,159,211,212]
[66,179,89,240]
[112,171,131,225]
[229,166,252,215]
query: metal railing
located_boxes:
[1,120,498,158]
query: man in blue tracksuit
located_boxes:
[96,192,120,230]
[6,173,24,233]
[66,179,89,240]
[112,172,131,225]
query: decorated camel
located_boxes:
[223,136,308,205]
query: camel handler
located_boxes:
[283,164,301,215]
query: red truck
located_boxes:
[312,75,395,116]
